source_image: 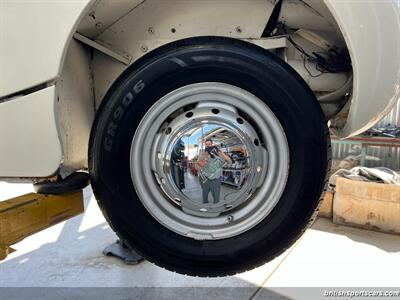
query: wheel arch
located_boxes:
[57,0,361,177]
[323,0,400,137]
[57,0,276,176]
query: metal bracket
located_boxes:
[74,32,132,65]
[103,240,144,265]
[243,36,288,50]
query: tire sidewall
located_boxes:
[89,37,329,276]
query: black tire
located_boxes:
[89,37,330,277]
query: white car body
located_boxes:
[0,0,399,179]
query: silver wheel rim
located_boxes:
[130,82,289,240]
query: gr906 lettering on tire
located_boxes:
[103,80,145,152]
[89,37,330,277]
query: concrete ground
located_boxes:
[1,182,399,299]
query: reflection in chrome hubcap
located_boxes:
[130,83,289,240]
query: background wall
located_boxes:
[331,99,400,171]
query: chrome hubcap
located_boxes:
[130,83,289,240]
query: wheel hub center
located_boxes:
[152,101,265,216]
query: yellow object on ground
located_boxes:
[0,191,84,260]
[333,177,400,235]
[318,191,334,219]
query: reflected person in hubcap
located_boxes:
[196,138,232,204]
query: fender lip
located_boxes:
[325,0,400,138]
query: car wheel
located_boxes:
[89,37,330,276]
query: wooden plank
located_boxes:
[333,178,400,235]
[318,191,334,219]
